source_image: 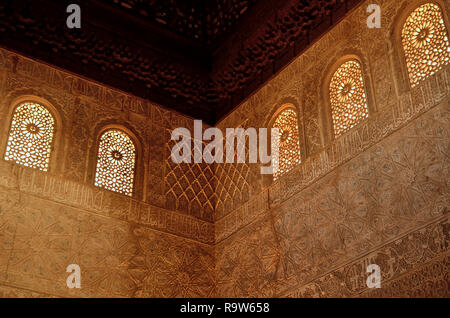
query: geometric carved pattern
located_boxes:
[165,138,215,221]
[214,161,250,219]
[94,130,136,196]
[272,107,301,180]
[214,121,251,219]
[216,98,449,297]
[216,218,280,297]
[402,3,450,87]
[134,228,215,298]
[4,102,55,171]
[287,219,449,298]
[361,254,449,298]
[329,60,369,137]
[0,0,449,299]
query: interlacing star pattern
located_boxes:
[4,102,55,171]
[329,60,369,137]
[94,130,136,196]
[402,3,450,87]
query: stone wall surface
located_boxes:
[0,0,449,298]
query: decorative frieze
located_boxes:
[0,161,214,245]
[286,217,449,297]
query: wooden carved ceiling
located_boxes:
[105,0,259,44]
[0,0,364,124]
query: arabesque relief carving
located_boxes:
[0,0,449,298]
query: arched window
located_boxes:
[4,101,55,171]
[329,60,369,137]
[94,129,136,196]
[272,107,301,180]
[401,3,450,87]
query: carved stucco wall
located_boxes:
[0,48,216,297]
[214,0,450,297]
[0,0,449,298]
[216,101,449,296]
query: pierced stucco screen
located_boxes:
[402,3,450,87]
[329,60,369,137]
[4,102,55,171]
[272,107,301,180]
[94,129,136,196]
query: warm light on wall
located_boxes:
[94,129,136,196]
[402,3,450,87]
[272,107,301,180]
[4,102,55,171]
[329,60,369,137]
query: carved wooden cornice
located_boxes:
[0,0,364,124]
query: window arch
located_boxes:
[401,3,450,87]
[271,106,301,180]
[94,129,136,196]
[329,60,369,137]
[4,101,55,171]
